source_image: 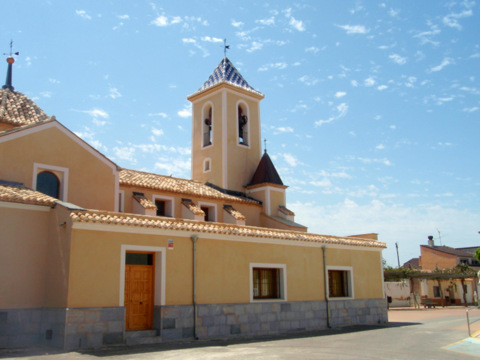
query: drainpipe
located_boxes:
[322,246,331,328]
[191,235,199,340]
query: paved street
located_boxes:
[1,307,480,359]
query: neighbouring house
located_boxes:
[385,236,479,307]
[0,55,387,350]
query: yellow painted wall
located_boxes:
[325,248,384,299]
[269,188,285,216]
[0,204,73,309]
[0,205,50,308]
[67,227,384,307]
[67,229,193,307]
[0,125,117,211]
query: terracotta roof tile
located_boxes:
[120,169,259,205]
[182,199,205,216]
[133,193,157,210]
[0,89,50,127]
[70,210,386,249]
[0,181,56,207]
[224,205,246,221]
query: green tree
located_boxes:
[475,248,480,263]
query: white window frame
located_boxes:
[249,263,287,302]
[32,163,69,201]
[152,195,175,217]
[198,201,217,222]
[326,265,354,300]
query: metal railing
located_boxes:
[466,305,480,337]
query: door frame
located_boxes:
[119,245,166,307]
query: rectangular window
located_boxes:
[433,286,441,297]
[152,195,174,217]
[327,266,354,299]
[250,263,287,302]
[253,268,279,299]
[198,202,217,222]
[156,200,166,216]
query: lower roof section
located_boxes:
[70,209,386,250]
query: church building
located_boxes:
[0,54,387,350]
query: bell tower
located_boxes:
[187,57,264,192]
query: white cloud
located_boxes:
[284,8,305,31]
[256,17,275,26]
[463,107,479,113]
[258,62,287,71]
[270,126,294,134]
[413,22,441,46]
[148,112,168,118]
[389,53,407,65]
[81,108,109,119]
[109,87,121,99]
[364,77,376,87]
[201,36,223,43]
[443,9,472,30]
[48,78,60,84]
[336,24,369,34]
[231,20,243,28]
[113,146,137,164]
[151,15,170,27]
[351,80,359,87]
[154,157,190,177]
[376,144,385,150]
[40,91,52,98]
[151,128,164,137]
[305,46,320,54]
[247,41,263,53]
[377,85,388,91]
[177,104,192,118]
[118,14,129,20]
[282,153,299,167]
[298,75,318,86]
[429,57,454,72]
[75,10,91,20]
[335,91,347,98]
[290,199,480,267]
[315,103,348,127]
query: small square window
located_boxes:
[250,263,287,302]
[253,268,279,299]
[153,195,174,217]
[198,202,217,222]
[327,266,354,299]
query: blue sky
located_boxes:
[2,1,480,266]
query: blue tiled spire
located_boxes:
[196,57,263,96]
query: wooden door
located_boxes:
[125,264,154,331]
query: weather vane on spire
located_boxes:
[4,40,19,59]
[224,38,230,58]
[2,40,19,91]
[264,138,267,153]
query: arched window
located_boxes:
[204,158,211,172]
[37,171,60,199]
[238,104,248,145]
[203,105,212,147]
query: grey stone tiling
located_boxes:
[0,299,387,350]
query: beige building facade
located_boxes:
[0,56,387,350]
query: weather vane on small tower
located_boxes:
[224,38,230,58]
[2,40,19,91]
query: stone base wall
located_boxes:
[0,308,66,349]
[0,299,387,350]
[64,307,125,350]
[0,307,124,350]
[161,298,387,340]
